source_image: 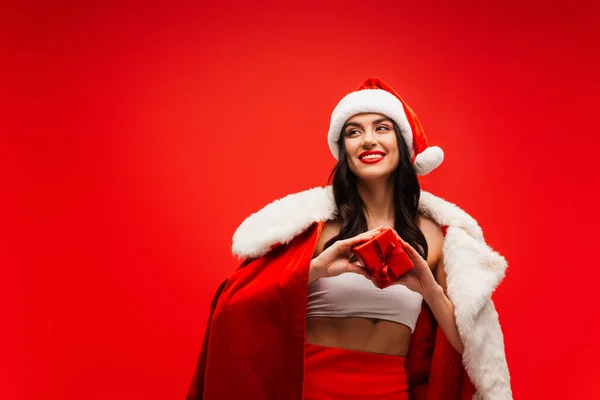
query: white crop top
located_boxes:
[307,272,423,332]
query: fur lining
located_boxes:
[444,226,511,399]
[231,185,512,399]
[232,186,487,259]
[231,186,336,259]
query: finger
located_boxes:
[396,233,411,248]
[400,239,416,254]
[399,242,422,264]
[403,248,419,262]
[347,263,371,279]
[400,244,428,268]
[340,231,378,247]
[348,253,361,264]
[336,227,386,253]
[365,225,387,235]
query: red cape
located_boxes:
[186,221,476,399]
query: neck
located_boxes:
[356,176,395,229]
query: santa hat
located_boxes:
[327,77,444,176]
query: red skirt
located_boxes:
[304,342,409,400]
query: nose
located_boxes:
[362,128,377,148]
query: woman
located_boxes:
[186,77,512,400]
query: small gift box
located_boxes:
[351,228,414,289]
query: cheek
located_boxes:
[344,138,360,154]
[383,135,400,152]
[383,136,400,165]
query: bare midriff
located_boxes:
[305,316,412,356]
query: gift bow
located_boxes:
[370,239,405,286]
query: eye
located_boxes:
[376,125,391,131]
[345,129,360,137]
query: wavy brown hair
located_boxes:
[323,120,428,261]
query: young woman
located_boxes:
[186,77,512,400]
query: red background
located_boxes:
[2,1,599,399]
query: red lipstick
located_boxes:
[358,150,386,164]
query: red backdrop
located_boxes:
[3,1,599,399]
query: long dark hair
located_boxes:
[323,120,429,261]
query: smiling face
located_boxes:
[342,113,400,181]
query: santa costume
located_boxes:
[186,78,512,399]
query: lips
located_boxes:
[358,150,386,164]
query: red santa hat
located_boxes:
[327,77,444,176]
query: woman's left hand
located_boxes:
[389,231,441,298]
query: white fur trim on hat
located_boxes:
[327,89,413,160]
[414,146,445,175]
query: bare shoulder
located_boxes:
[417,213,444,268]
[312,219,342,258]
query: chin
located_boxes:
[352,167,395,181]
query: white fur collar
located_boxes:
[232,186,337,260]
[233,185,486,258]
[231,185,512,399]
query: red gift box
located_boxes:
[351,228,414,289]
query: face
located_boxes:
[342,113,400,181]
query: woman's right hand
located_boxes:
[308,226,385,283]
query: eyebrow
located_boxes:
[344,117,393,129]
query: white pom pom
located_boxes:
[414,146,444,175]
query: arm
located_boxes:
[394,227,464,355]
[308,262,322,285]
[423,256,464,354]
